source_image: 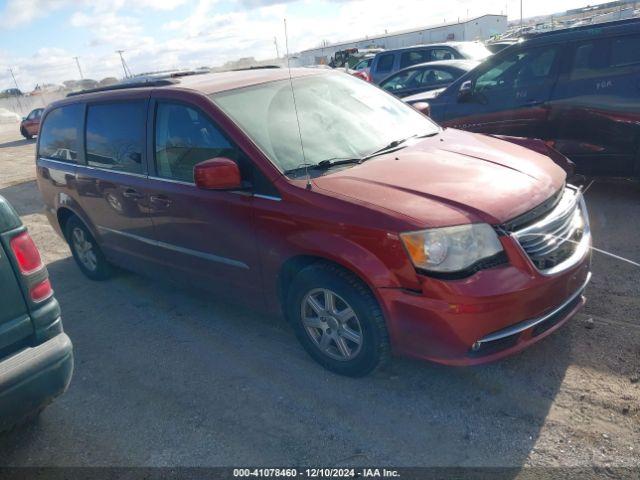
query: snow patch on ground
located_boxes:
[0,108,21,124]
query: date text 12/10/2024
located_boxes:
[233,468,401,478]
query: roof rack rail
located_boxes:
[521,17,640,39]
[231,65,281,71]
[66,79,178,97]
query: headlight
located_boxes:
[400,223,503,273]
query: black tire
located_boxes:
[286,262,390,377]
[65,216,113,281]
[20,127,32,140]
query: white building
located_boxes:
[295,14,507,66]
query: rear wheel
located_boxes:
[287,263,390,376]
[65,216,113,281]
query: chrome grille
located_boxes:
[511,186,590,274]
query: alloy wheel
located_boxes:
[72,227,98,272]
[300,288,363,361]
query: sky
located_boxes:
[0,0,610,91]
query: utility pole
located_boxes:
[73,56,84,79]
[520,0,523,30]
[116,50,132,79]
[7,68,23,112]
[274,36,280,59]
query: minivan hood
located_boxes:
[312,128,565,228]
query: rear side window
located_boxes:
[154,102,235,183]
[400,50,429,69]
[476,46,559,90]
[86,102,145,174]
[430,48,456,61]
[376,54,395,73]
[570,40,609,80]
[610,34,640,69]
[38,104,83,163]
[419,68,455,85]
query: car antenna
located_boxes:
[284,18,311,190]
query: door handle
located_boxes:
[150,194,172,207]
[122,188,143,199]
[523,100,544,107]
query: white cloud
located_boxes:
[70,10,146,48]
[0,0,69,28]
[0,0,187,28]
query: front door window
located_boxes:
[155,102,238,183]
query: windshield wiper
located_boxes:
[314,158,361,169]
[359,131,439,162]
[361,137,413,161]
[283,132,441,175]
[283,158,361,175]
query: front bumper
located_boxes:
[0,332,73,430]
[377,238,591,366]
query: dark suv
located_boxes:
[0,195,73,431]
[428,19,640,177]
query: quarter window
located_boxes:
[430,48,456,61]
[399,50,429,69]
[154,102,236,183]
[38,104,83,163]
[86,102,145,174]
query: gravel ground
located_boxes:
[0,123,638,468]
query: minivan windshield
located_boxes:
[211,72,439,175]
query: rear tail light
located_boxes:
[30,278,53,303]
[9,230,52,303]
[10,231,43,275]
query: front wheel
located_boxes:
[287,263,390,377]
[20,127,32,140]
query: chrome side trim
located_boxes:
[79,164,148,178]
[38,157,77,167]
[253,193,281,202]
[96,226,249,270]
[476,271,591,345]
[40,160,283,203]
[38,157,148,179]
[148,176,194,186]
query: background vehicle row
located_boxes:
[425,19,640,177]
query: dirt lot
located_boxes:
[0,123,638,469]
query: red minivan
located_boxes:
[36,69,592,376]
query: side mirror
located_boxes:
[458,80,473,102]
[194,157,242,190]
[412,102,431,117]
